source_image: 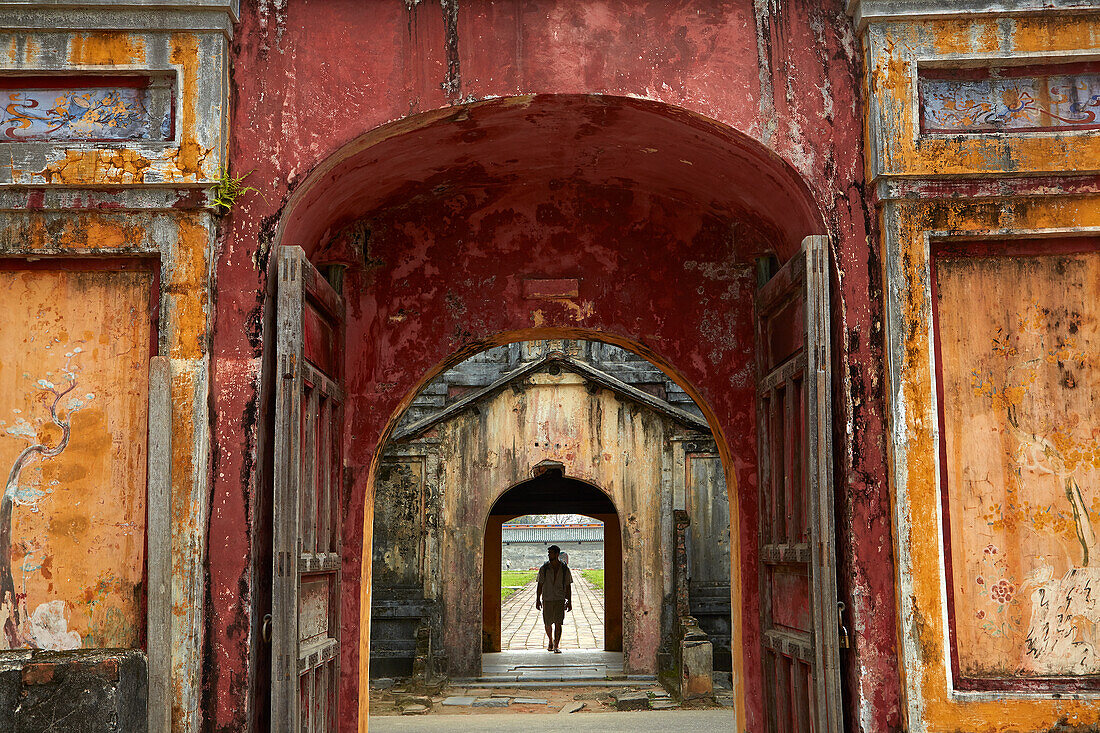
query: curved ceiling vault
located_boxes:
[278,94,824,263]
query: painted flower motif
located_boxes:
[976,610,986,619]
[976,576,985,585]
[983,544,999,556]
[990,579,1016,603]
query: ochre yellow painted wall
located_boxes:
[864,6,1100,726]
[866,16,1100,179]
[0,269,151,650]
[886,195,1100,731]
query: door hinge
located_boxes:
[281,353,296,379]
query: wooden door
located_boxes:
[755,235,842,733]
[271,246,345,732]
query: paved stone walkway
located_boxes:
[502,573,604,650]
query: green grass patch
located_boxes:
[500,570,537,601]
[581,569,604,591]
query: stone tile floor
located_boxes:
[479,650,626,682]
[502,573,604,650]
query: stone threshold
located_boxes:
[449,676,656,689]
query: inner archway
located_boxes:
[483,471,623,657]
[367,338,733,684]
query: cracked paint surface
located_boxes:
[883,195,1100,732]
[212,2,893,731]
[866,9,1100,731]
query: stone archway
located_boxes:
[482,472,624,658]
[272,93,826,731]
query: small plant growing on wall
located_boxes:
[212,167,261,213]
[0,348,93,648]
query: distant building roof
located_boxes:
[394,352,711,441]
[502,524,605,543]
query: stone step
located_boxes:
[448,676,657,689]
[371,642,418,651]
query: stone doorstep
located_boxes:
[448,677,654,689]
[612,690,651,711]
[400,704,429,715]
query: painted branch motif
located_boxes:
[971,303,1098,568]
[969,296,1100,675]
[0,349,94,649]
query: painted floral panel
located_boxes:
[936,249,1100,679]
[922,72,1100,133]
[0,86,169,141]
[0,269,150,649]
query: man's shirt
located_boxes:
[537,561,572,602]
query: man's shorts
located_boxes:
[542,600,566,625]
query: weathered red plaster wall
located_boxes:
[209,2,897,731]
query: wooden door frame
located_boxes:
[755,235,843,732]
[270,245,346,731]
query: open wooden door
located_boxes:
[755,235,842,733]
[271,245,345,732]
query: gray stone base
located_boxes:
[0,649,147,733]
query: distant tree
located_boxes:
[508,513,596,525]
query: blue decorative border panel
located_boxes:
[0,75,173,142]
[920,63,1100,134]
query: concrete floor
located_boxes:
[368,710,735,732]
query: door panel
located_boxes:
[756,235,842,733]
[272,246,345,732]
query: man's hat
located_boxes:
[548,545,561,553]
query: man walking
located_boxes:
[535,545,572,652]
